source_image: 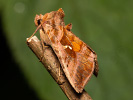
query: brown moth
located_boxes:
[30,8,99,93]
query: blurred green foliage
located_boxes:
[0,0,133,100]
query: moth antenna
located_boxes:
[27,24,42,41]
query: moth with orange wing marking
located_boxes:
[29,8,99,93]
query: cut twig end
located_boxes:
[26,36,39,43]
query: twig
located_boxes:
[26,36,93,100]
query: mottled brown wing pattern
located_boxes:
[33,8,98,93]
[59,27,96,92]
[41,22,96,92]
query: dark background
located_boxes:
[0,0,133,100]
[0,12,39,100]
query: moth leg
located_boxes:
[39,40,45,62]
[57,66,61,82]
[39,39,49,62]
[39,29,50,62]
[58,66,60,79]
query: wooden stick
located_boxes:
[26,36,92,100]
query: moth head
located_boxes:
[34,14,43,27]
[34,13,54,27]
[34,8,65,27]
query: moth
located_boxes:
[29,8,99,93]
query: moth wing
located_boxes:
[86,45,99,77]
[48,28,96,93]
[67,47,95,93]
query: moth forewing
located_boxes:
[33,8,99,93]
